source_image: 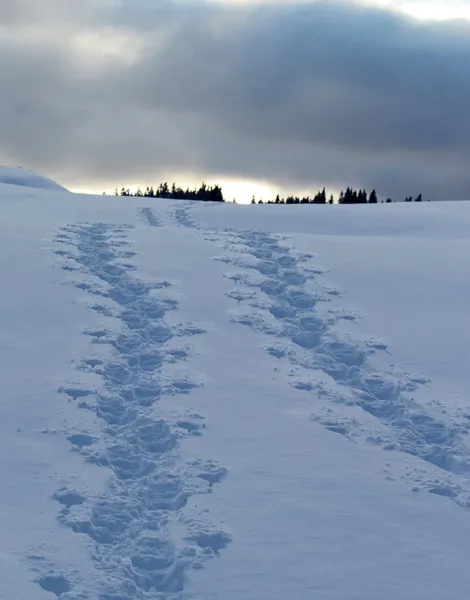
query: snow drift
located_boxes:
[0,166,69,192]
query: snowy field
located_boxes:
[2,171,470,599]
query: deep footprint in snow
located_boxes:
[67,432,94,448]
[54,488,86,509]
[38,573,71,596]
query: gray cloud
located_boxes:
[1,0,470,199]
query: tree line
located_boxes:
[254,188,427,204]
[114,182,224,202]
[110,182,427,204]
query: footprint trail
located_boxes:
[45,220,229,599]
[174,203,470,509]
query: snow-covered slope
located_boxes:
[1,186,470,600]
[0,166,69,192]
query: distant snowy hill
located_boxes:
[2,188,470,599]
[0,166,69,192]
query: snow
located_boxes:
[0,166,69,192]
[2,184,470,599]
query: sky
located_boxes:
[1,0,470,203]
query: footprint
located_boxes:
[54,488,86,509]
[38,574,71,597]
[67,433,94,448]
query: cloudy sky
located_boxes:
[1,0,470,202]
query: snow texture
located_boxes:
[2,181,470,599]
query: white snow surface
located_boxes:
[1,186,470,599]
[0,166,69,192]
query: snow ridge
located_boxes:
[48,220,229,599]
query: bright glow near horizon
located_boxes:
[219,179,278,203]
[71,178,278,204]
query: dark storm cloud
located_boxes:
[1,0,470,199]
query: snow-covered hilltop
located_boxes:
[0,166,69,192]
[1,182,470,599]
